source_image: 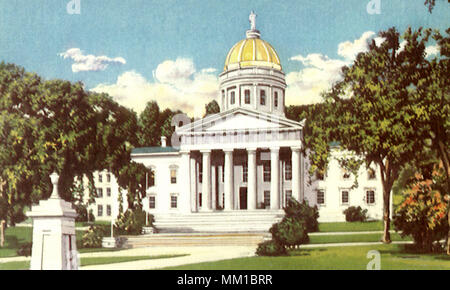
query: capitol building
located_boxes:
[87,13,389,232]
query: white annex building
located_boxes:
[88,13,390,232]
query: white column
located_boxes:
[211,164,217,210]
[180,151,191,213]
[201,150,212,211]
[299,144,305,201]
[270,147,280,210]
[291,147,301,201]
[247,148,257,210]
[190,155,198,212]
[224,149,234,211]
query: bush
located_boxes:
[256,240,287,256]
[81,225,106,248]
[394,169,449,252]
[284,198,319,232]
[114,208,153,235]
[16,242,32,257]
[343,206,368,222]
[270,217,309,249]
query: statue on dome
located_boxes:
[249,11,257,30]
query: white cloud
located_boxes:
[286,31,384,106]
[425,45,440,57]
[59,48,126,72]
[91,58,219,117]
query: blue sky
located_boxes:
[0,0,449,116]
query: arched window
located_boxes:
[260,90,266,106]
[274,91,278,107]
[244,89,251,104]
[230,91,235,104]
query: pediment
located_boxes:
[177,107,304,134]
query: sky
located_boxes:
[0,0,449,117]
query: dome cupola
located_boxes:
[219,12,286,116]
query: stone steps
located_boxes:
[152,210,283,233]
[121,233,269,248]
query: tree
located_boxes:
[0,62,139,224]
[204,100,220,117]
[137,101,161,147]
[308,27,441,244]
[424,0,450,12]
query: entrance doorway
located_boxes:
[239,187,248,210]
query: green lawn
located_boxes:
[164,244,450,270]
[0,254,189,270]
[318,221,393,232]
[310,232,411,244]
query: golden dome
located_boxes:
[224,37,282,71]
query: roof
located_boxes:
[131,147,180,155]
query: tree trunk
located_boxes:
[0,220,5,247]
[447,213,450,255]
[382,189,392,243]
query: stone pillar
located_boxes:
[247,148,257,210]
[224,149,234,211]
[201,150,212,211]
[299,144,305,201]
[291,146,301,201]
[270,147,280,210]
[180,151,190,213]
[27,172,78,270]
[190,156,198,212]
[211,164,217,210]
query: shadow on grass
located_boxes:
[289,248,326,257]
[379,244,450,261]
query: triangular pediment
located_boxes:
[177,107,304,134]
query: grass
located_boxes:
[318,221,393,232]
[163,244,450,270]
[310,232,411,244]
[0,254,189,270]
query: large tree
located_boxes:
[306,27,447,244]
[0,62,138,225]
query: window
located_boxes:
[366,190,375,204]
[198,193,202,208]
[106,205,111,216]
[285,161,292,180]
[264,191,270,207]
[106,173,111,183]
[317,190,325,205]
[149,196,156,209]
[106,188,111,197]
[97,205,103,217]
[98,174,103,183]
[97,188,103,198]
[368,168,376,180]
[242,163,248,182]
[274,92,278,107]
[230,91,235,104]
[170,168,177,184]
[341,190,349,205]
[260,90,266,105]
[263,163,271,182]
[147,169,155,188]
[199,164,203,183]
[244,89,251,104]
[170,195,178,209]
[285,190,292,202]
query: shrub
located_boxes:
[394,170,449,252]
[81,225,106,248]
[343,206,368,222]
[256,240,287,256]
[284,198,319,232]
[114,208,153,235]
[16,242,32,257]
[270,217,309,249]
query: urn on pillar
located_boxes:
[26,172,78,270]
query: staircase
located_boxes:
[151,210,284,233]
[122,233,271,248]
